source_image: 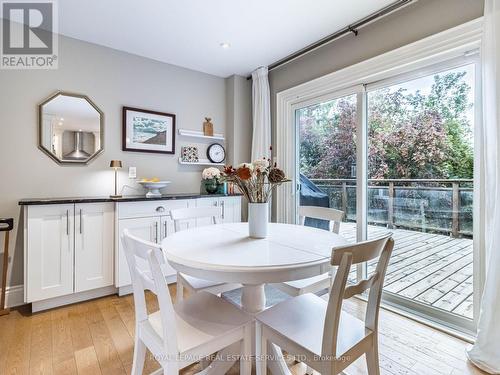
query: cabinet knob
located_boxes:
[156,206,165,213]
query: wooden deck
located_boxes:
[340,223,474,319]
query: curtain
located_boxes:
[467,1,500,373]
[251,66,271,161]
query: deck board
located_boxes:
[339,223,473,319]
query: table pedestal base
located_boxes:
[241,284,266,314]
[240,284,292,375]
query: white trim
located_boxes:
[472,53,485,331]
[31,285,117,312]
[1,285,24,308]
[276,17,483,223]
[178,129,225,141]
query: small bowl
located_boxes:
[138,181,171,198]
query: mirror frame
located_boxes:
[38,91,105,165]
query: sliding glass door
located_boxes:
[295,92,360,281]
[295,58,480,332]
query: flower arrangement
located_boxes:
[202,167,221,181]
[222,158,290,203]
[202,167,222,194]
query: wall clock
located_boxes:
[207,143,226,164]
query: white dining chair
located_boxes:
[170,206,241,303]
[273,206,345,296]
[256,234,394,375]
[122,229,253,375]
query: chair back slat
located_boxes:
[299,206,344,234]
[330,235,390,265]
[322,234,394,362]
[121,230,179,360]
[170,206,222,232]
[343,272,379,300]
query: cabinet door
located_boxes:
[159,200,190,238]
[220,197,242,223]
[195,197,219,226]
[75,203,114,293]
[26,204,74,302]
[117,216,160,287]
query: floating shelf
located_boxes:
[178,158,225,166]
[178,129,225,141]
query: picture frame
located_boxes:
[122,106,176,154]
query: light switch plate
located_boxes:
[128,167,137,179]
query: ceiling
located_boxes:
[58,0,395,77]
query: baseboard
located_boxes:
[1,285,24,308]
[32,285,118,312]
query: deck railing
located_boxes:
[308,178,473,238]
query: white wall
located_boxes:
[0,34,228,287]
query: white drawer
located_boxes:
[117,199,190,219]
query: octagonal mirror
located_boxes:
[38,91,104,164]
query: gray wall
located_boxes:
[226,75,252,166]
[269,0,484,139]
[0,34,228,288]
[226,75,253,220]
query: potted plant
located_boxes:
[223,158,290,238]
[202,167,221,194]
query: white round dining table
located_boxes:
[161,222,347,314]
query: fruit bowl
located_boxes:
[138,181,171,198]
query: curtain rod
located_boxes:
[246,0,415,80]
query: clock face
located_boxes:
[207,143,226,163]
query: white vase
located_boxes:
[248,202,269,239]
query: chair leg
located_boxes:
[160,360,178,375]
[176,274,184,304]
[240,324,252,375]
[366,340,380,375]
[199,356,211,370]
[256,322,267,375]
[131,336,147,375]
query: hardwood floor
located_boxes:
[0,285,486,375]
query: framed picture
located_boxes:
[122,106,176,154]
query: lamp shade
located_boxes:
[110,160,122,168]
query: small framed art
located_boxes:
[122,106,176,154]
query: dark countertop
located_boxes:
[19,193,242,206]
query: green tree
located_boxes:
[299,70,474,180]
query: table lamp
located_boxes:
[110,160,122,198]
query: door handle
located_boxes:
[66,210,69,236]
[164,221,167,239]
[156,206,165,213]
[155,222,159,243]
[221,201,225,220]
[79,209,83,234]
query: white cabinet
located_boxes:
[195,197,220,226]
[26,204,74,302]
[115,196,242,294]
[75,203,114,293]
[117,216,161,287]
[220,196,242,223]
[25,202,114,304]
[24,196,243,304]
[196,196,242,224]
[116,199,190,289]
